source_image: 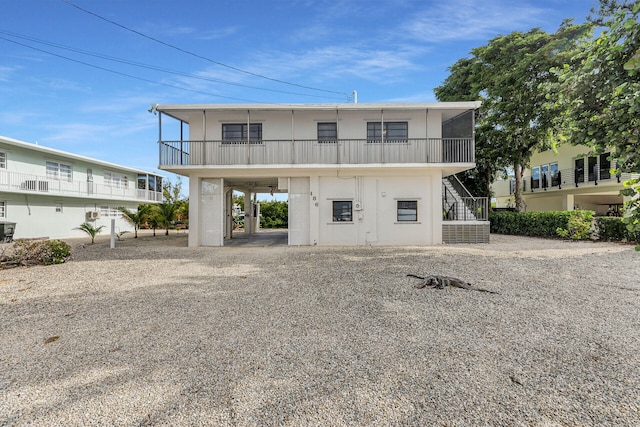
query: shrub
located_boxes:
[556,210,593,240]
[490,210,594,240]
[1,239,71,268]
[593,216,640,243]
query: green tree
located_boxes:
[553,0,640,247]
[436,23,590,211]
[154,202,178,236]
[259,201,288,229]
[118,204,151,238]
[75,222,105,244]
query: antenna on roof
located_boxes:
[352,90,358,104]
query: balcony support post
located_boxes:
[381,109,384,163]
[247,110,251,164]
[291,110,295,164]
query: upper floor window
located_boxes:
[332,201,353,222]
[397,200,418,222]
[138,174,163,192]
[531,166,540,189]
[105,171,128,188]
[0,201,5,218]
[550,162,559,187]
[222,123,262,143]
[46,161,72,181]
[367,122,408,143]
[599,153,611,180]
[317,123,337,143]
[0,152,6,169]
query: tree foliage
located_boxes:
[552,0,640,249]
[436,23,590,210]
[118,204,151,238]
[259,201,288,229]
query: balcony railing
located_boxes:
[0,170,162,202]
[158,138,475,166]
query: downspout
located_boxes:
[291,110,295,164]
[247,110,251,164]
[336,108,340,164]
[381,109,384,163]
[158,111,163,166]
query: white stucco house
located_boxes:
[152,102,487,247]
[0,135,163,240]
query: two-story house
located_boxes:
[153,102,487,247]
[0,135,163,240]
[492,144,639,215]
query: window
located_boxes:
[531,166,540,189]
[317,123,337,143]
[367,122,408,143]
[574,158,585,184]
[105,172,129,188]
[332,201,352,222]
[588,156,598,182]
[100,206,121,217]
[397,201,418,222]
[46,161,72,181]
[600,153,611,180]
[550,162,559,187]
[0,152,6,169]
[540,164,549,189]
[222,123,262,143]
[0,201,5,218]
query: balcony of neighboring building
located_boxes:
[0,169,163,203]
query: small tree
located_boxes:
[154,202,178,236]
[118,204,151,238]
[75,222,105,244]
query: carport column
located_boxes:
[200,178,225,247]
[563,194,575,211]
[188,176,200,247]
[244,191,253,235]
[309,175,320,245]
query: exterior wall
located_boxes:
[492,144,637,214]
[288,177,310,245]
[2,194,138,239]
[0,136,162,240]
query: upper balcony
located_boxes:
[158,138,475,168]
[493,160,639,198]
[0,170,163,203]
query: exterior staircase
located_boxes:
[442,175,490,244]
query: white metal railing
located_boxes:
[158,138,475,166]
[0,169,162,202]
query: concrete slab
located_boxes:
[225,230,288,246]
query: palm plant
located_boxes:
[75,222,105,244]
[154,202,178,236]
[118,204,151,238]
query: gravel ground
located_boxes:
[1,233,639,426]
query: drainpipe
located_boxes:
[336,108,340,164]
[158,111,162,165]
[247,110,251,164]
[291,110,295,164]
[381,109,384,163]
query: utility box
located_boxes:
[0,222,16,243]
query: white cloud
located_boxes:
[402,0,549,42]
[0,65,21,83]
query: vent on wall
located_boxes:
[86,211,101,220]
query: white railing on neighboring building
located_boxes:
[0,170,162,202]
[158,138,475,166]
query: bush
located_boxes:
[593,216,640,242]
[490,210,594,240]
[1,239,71,268]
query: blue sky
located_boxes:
[1,0,597,182]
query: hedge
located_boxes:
[490,210,638,243]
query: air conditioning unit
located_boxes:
[86,211,100,220]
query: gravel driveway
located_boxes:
[1,233,639,426]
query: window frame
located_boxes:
[366,122,408,143]
[550,162,559,187]
[531,166,540,189]
[222,123,263,144]
[104,171,129,188]
[317,122,337,143]
[332,200,353,222]
[397,200,418,222]
[0,151,6,169]
[599,152,611,180]
[0,201,5,218]
[46,160,73,182]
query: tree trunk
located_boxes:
[513,163,527,212]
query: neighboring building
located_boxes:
[492,144,639,215]
[0,135,163,240]
[154,102,487,247]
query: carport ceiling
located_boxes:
[225,177,283,194]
